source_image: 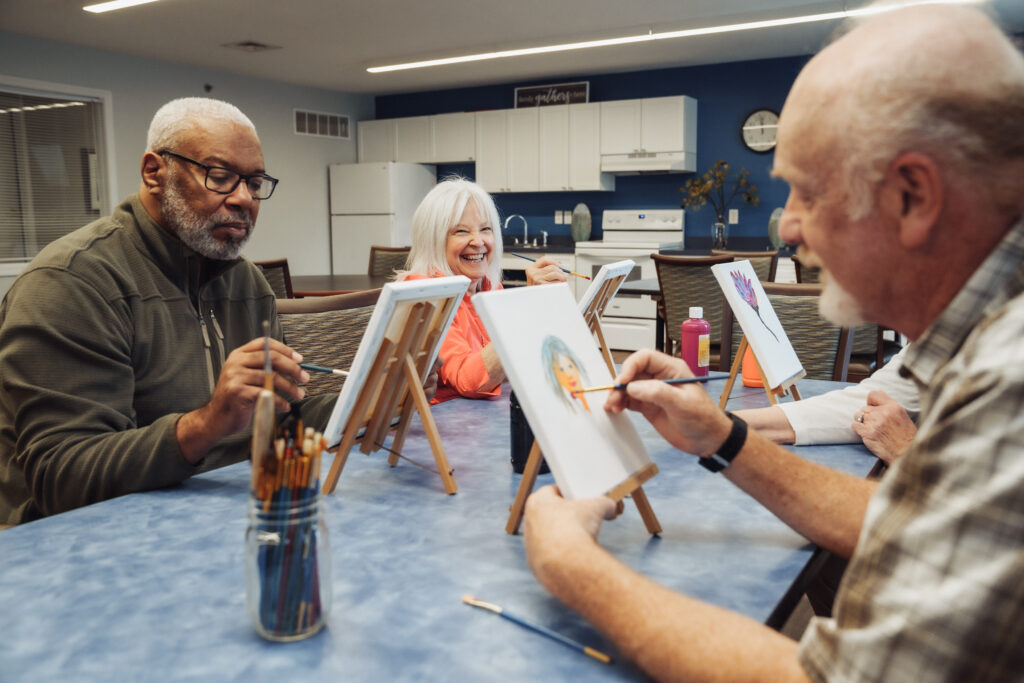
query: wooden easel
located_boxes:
[717,335,802,409]
[505,442,661,535]
[580,273,627,376]
[322,297,461,495]
[505,272,662,536]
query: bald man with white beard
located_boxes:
[522,5,1024,681]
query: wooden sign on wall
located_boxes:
[514,81,589,108]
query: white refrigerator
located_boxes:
[328,162,437,274]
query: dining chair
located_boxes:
[368,245,411,277]
[276,289,382,396]
[711,249,779,282]
[651,253,734,365]
[790,253,821,284]
[254,258,294,299]
[721,282,852,382]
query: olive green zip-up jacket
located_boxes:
[0,195,332,525]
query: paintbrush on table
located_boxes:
[462,595,612,664]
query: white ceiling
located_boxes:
[3,0,1023,95]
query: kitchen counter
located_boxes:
[660,236,778,255]
[502,233,575,254]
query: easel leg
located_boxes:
[404,355,457,494]
[505,441,543,535]
[718,337,748,410]
[630,486,662,535]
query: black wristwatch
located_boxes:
[698,412,748,473]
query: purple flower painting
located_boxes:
[730,270,780,343]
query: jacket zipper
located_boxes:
[209,309,226,368]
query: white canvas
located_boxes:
[473,283,653,500]
[322,276,470,448]
[711,260,805,389]
[576,259,634,316]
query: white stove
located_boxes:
[574,209,684,351]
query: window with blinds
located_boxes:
[0,89,107,263]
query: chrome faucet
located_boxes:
[504,214,527,246]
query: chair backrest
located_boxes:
[790,253,821,284]
[721,282,851,382]
[652,254,734,350]
[254,258,294,299]
[277,289,382,396]
[711,249,779,282]
[368,245,411,277]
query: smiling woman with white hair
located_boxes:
[397,177,567,403]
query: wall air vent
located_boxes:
[294,109,350,139]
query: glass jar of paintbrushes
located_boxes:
[246,401,332,642]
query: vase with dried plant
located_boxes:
[681,160,760,249]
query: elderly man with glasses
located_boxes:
[0,98,332,525]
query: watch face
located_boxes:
[741,109,779,153]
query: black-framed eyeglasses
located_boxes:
[159,150,279,200]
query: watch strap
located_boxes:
[698,412,748,473]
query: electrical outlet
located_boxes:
[563,210,572,223]
[729,209,739,224]
[554,210,563,225]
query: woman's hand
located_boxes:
[526,256,568,285]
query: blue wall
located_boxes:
[376,54,809,241]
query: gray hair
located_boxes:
[146,97,258,152]
[821,3,1024,219]
[397,177,504,285]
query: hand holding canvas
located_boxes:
[605,349,732,458]
[526,256,569,285]
[852,390,917,464]
[523,485,619,584]
[176,337,308,464]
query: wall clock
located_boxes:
[741,109,779,153]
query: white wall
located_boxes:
[0,30,374,279]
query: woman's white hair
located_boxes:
[146,97,258,152]
[396,177,504,285]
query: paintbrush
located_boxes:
[251,321,276,492]
[299,362,350,377]
[508,252,591,280]
[575,375,716,394]
[462,595,611,664]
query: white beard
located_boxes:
[160,172,252,260]
[818,270,866,327]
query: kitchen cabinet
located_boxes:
[357,119,395,162]
[432,112,475,162]
[538,103,614,192]
[475,109,538,193]
[600,95,696,154]
[507,108,538,191]
[393,116,432,163]
[474,110,509,192]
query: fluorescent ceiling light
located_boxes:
[83,0,160,14]
[367,0,984,73]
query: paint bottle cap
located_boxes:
[689,307,703,319]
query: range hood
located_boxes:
[600,150,696,174]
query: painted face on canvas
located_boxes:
[551,351,589,412]
[445,200,494,291]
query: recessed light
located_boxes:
[83,0,160,14]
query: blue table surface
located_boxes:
[0,378,876,682]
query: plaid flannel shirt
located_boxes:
[798,218,1024,681]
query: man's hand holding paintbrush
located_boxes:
[175,328,310,465]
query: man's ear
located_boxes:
[886,152,944,249]
[140,152,165,196]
